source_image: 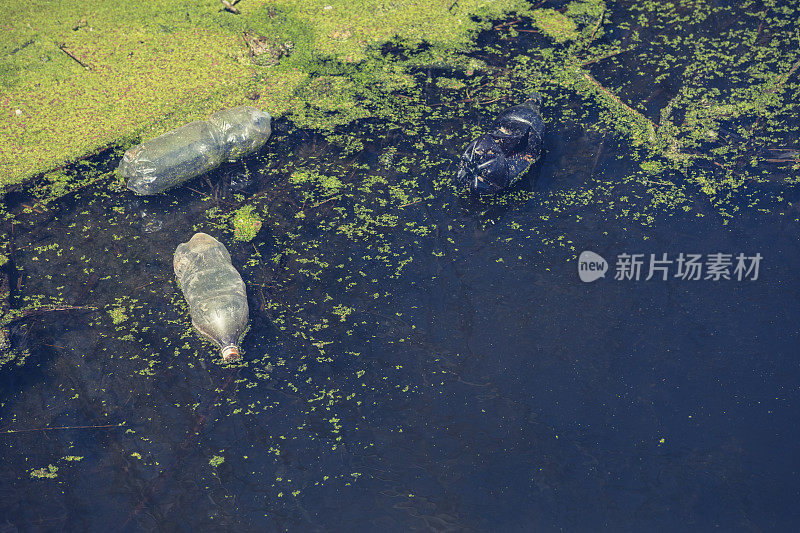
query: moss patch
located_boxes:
[533,9,580,43]
[232,205,263,242]
[0,0,533,190]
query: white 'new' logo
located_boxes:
[578,251,608,282]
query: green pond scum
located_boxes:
[0,0,798,527]
[0,0,534,188]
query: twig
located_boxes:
[752,17,765,46]
[769,56,800,94]
[57,44,90,69]
[134,280,157,291]
[398,199,422,208]
[5,305,98,324]
[74,272,100,304]
[451,95,504,105]
[305,196,339,211]
[588,136,605,179]
[581,71,658,140]
[493,19,520,31]
[221,0,240,14]
[19,204,44,214]
[579,47,634,67]
[589,6,606,41]
[2,423,122,434]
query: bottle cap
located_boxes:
[221,345,240,361]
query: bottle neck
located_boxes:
[221,345,240,361]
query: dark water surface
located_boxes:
[2,6,800,533]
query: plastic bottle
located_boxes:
[209,106,272,162]
[174,233,249,361]
[122,106,272,195]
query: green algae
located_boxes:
[532,9,580,43]
[29,464,58,479]
[108,305,128,325]
[0,0,534,190]
[232,205,263,242]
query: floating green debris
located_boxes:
[232,205,263,242]
[533,9,580,43]
[108,306,128,325]
[0,0,534,188]
[30,464,58,479]
[209,455,225,467]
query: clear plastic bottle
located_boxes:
[122,106,272,195]
[209,106,272,162]
[174,233,249,361]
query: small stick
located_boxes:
[581,71,658,139]
[306,196,339,210]
[478,97,502,105]
[589,7,606,41]
[493,19,520,31]
[2,423,121,434]
[74,272,100,304]
[221,0,240,14]
[5,305,98,324]
[134,280,157,291]
[20,204,44,214]
[579,47,635,67]
[769,56,800,94]
[398,199,422,208]
[57,44,90,69]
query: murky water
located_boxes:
[2,4,800,531]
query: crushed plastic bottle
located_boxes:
[174,233,249,361]
[122,106,271,195]
[208,106,272,162]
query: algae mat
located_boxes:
[0,0,531,189]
